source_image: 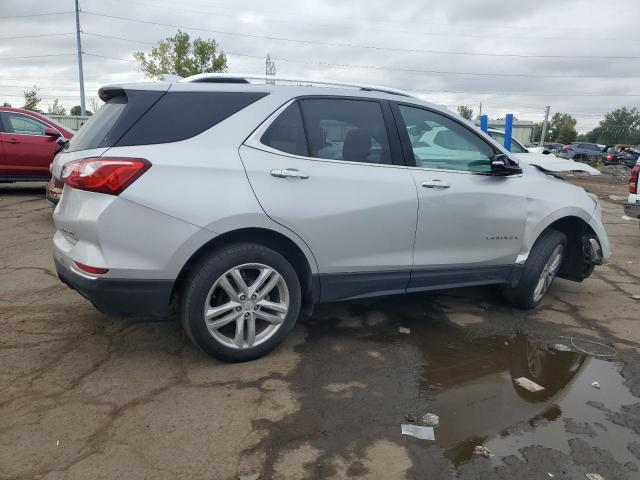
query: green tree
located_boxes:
[548,113,576,142]
[556,118,578,144]
[23,86,41,111]
[70,105,92,116]
[2,102,11,107]
[595,107,640,144]
[133,30,228,80]
[47,99,66,116]
[457,105,473,120]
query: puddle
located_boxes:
[413,331,638,467]
[250,297,640,477]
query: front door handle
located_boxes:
[421,179,450,189]
[6,138,19,144]
[270,168,309,179]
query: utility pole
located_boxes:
[75,0,86,116]
[265,54,276,84]
[478,102,482,118]
[539,105,550,147]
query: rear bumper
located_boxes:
[624,202,640,219]
[54,256,174,318]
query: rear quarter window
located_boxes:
[116,91,268,147]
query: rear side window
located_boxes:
[299,99,391,164]
[67,90,267,152]
[116,91,267,147]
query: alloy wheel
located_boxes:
[203,263,289,349]
[533,244,563,303]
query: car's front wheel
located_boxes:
[181,243,301,362]
[503,229,567,310]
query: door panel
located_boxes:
[0,139,5,179]
[1,112,58,178]
[410,170,526,270]
[240,145,418,274]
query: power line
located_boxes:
[0,32,75,40]
[0,53,76,60]
[0,12,74,20]
[82,10,640,66]
[89,0,636,39]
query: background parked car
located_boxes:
[624,158,640,220]
[0,107,73,183]
[558,142,602,162]
[527,142,564,155]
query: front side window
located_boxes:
[398,105,493,173]
[488,131,528,154]
[3,113,48,135]
[299,99,391,164]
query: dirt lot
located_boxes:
[1,174,639,480]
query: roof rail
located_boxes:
[179,73,415,98]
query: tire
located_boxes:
[503,229,567,310]
[180,243,302,362]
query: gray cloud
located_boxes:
[1,0,639,132]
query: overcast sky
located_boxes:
[2,0,639,132]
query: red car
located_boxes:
[0,107,74,198]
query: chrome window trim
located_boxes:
[244,98,523,177]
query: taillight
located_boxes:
[607,153,614,161]
[630,165,640,194]
[74,262,109,275]
[62,157,151,195]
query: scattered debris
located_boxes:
[405,413,416,423]
[559,336,617,358]
[514,377,545,392]
[478,302,492,310]
[420,413,440,427]
[56,440,59,446]
[399,326,411,334]
[622,215,633,221]
[473,445,494,457]
[401,424,435,440]
[504,341,509,346]
[553,343,572,352]
[608,194,623,201]
[585,474,605,480]
[548,473,554,478]
[592,381,601,390]
[631,295,640,301]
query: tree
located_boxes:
[548,113,576,142]
[133,30,228,80]
[457,105,473,120]
[2,102,11,107]
[70,105,92,116]
[556,118,578,144]
[595,107,640,144]
[23,86,41,112]
[47,99,67,116]
[88,96,101,113]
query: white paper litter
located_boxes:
[399,327,411,334]
[591,381,600,389]
[473,445,494,457]
[548,474,554,478]
[631,295,640,300]
[553,343,572,352]
[622,215,633,221]
[585,474,605,480]
[401,424,435,440]
[239,473,260,480]
[514,377,545,392]
[420,413,440,427]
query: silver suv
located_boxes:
[52,74,610,361]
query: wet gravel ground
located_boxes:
[1,175,639,480]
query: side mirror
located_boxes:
[491,153,522,176]
[44,127,61,140]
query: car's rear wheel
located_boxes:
[181,243,301,362]
[503,229,567,310]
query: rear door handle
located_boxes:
[6,138,19,144]
[270,168,309,179]
[421,179,450,189]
